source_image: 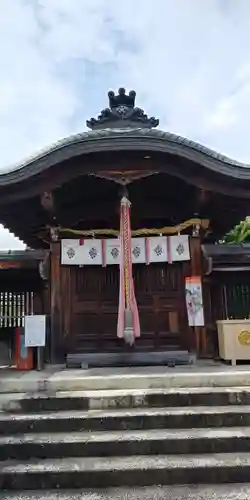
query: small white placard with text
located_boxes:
[24,315,46,347]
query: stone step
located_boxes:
[1,427,250,460]
[1,405,250,434]
[2,386,250,413]
[2,452,250,489]
[2,484,250,500]
[66,350,191,369]
[3,367,250,395]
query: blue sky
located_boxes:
[1,0,250,249]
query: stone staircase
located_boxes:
[1,386,250,492]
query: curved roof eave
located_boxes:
[0,127,250,186]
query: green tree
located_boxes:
[224,218,250,243]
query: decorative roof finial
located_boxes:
[108,88,136,108]
[86,88,159,130]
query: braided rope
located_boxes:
[123,202,131,308]
[58,218,209,237]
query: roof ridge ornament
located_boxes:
[86,88,159,130]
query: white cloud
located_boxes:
[205,98,239,131]
[0,0,250,248]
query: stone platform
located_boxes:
[2,361,250,395]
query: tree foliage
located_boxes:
[224,218,250,243]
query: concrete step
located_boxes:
[2,484,250,500]
[2,386,250,413]
[2,452,250,489]
[1,405,250,434]
[1,427,250,460]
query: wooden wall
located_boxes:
[50,236,208,362]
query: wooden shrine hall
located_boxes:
[1,87,250,367]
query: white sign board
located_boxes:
[24,315,46,347]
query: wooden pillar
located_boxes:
[50,239,72,363]
[60,264,72,353]
[50,241,64,363]
[189,233,207,357]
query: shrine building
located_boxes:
[1,88,250,367]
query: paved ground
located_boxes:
[0,359,236,375]
[2,485,250,499]
[0,359,242,377]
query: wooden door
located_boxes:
[71,265,119,353]
[134,263,187,351]
[70,262,187,354]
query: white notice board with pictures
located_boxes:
[24,315,46,347]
